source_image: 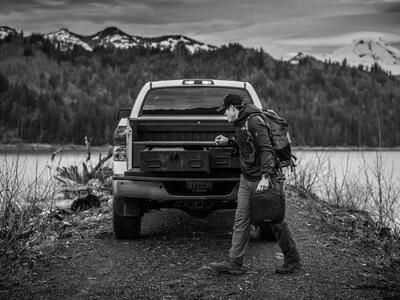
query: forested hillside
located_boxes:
[1,33,399,146]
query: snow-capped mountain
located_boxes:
[288,38,400,75]
[287,52,310,64]
[323,38,400,75]
[0,25,217,53]
[0,26,17,39]
[45,28,92,51]
[145,35,217,54]
[90,26,141,49]
[38,26,217,53]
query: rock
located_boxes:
[71,194,100,211]
[379,227,392,239]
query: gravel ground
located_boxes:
[0,188,395,300]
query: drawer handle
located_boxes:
[189,159,203,168]
[147,160,161,168]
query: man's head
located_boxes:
[216,93,244,123]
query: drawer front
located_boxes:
[209,148,239,169]
[140,150,210,172]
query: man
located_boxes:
[209,93,301,275]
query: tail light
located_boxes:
[113,127,127,162]
[114,146,127,161]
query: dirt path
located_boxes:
[0,188,393,299]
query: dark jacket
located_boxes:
[229,104,277,181]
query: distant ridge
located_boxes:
[2,26,400,74]
[0,25,217,54]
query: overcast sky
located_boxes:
[1,0,400,58]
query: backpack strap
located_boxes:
[245,113,277,149]
[246,111,296,173]
[245,113,280,166]
[244,114,266,141]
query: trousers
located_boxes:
[229,174,301,266]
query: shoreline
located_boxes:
[0,143,111,153]
[0,143,399,153]
[293,146,400,151]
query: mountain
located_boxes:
[0,25,217,54]
[287,52,310,64]
[45,28,92,51]
[143,35,217,54]
[287,38,400,75]
[324,38,400,75]
[4,26,399,74]
[89,26,141,49]
[0,26,17,39]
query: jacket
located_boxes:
[229,104,277,181]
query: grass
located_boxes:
[289,150,400,273]
[0,148,113,257]
[0,153,58,256]
[290,150,400,231]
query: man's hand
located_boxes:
[215,135,228,146]
[256,176,270,192]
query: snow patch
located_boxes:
[0,26,17,39]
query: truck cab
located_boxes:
[112,79,262,238]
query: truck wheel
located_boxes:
[113,209,141,239]
[254,222,276,241]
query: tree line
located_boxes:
[0,33,399,147]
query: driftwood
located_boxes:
[55,146,113,185]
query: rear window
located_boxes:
[140,87,252,115]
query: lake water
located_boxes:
[0,149,111,205]
[1,149,399,226]
[0,149,110,182]
[292,150,400,228]
[292,150,400,191]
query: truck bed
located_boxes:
[129,117,240,172]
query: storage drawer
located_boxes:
[209,147,240,169]
[140,148,210,172]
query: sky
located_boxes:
[1,0,400,58]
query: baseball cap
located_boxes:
[216,93,244,112]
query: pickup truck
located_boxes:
[112,79,265,239]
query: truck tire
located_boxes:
[113,209,141,239]
[254,222,276,241]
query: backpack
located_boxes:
[245,109,296,170]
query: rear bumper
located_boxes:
[112,175,239,202]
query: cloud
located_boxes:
[1,0,399,57]
[382,2,400,11]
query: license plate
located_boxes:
[186,181,213,192]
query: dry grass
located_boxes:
[0,148,112,257]
[291,150,400,233]
[0,153,57,256]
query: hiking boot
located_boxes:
[275,261,302,274]
[208,260,244,275]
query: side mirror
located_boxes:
[117,108,131,120]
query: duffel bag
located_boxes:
[250,180,284,225]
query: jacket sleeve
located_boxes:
[247,116,276,175]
